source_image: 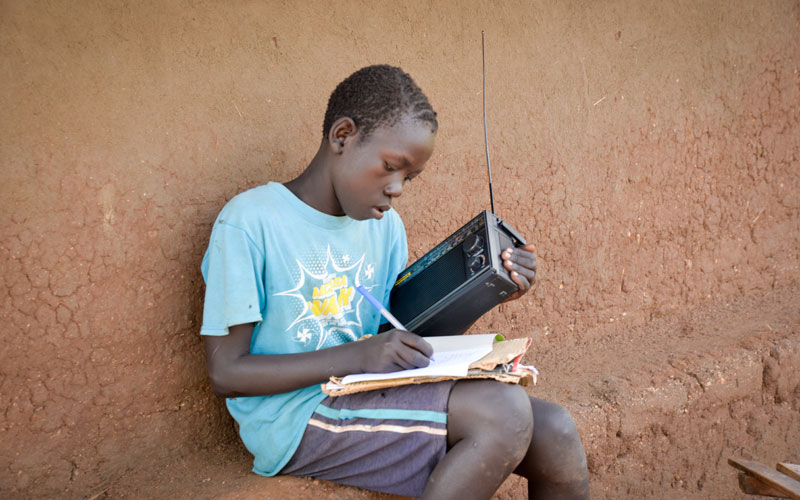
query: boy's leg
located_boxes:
[515,397,589,499]
[426,380,589,500]
[422,380,533,499]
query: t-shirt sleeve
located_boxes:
[200,221,266,336]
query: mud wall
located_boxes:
[1,0,798,497]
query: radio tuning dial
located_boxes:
[467,254,487,273]
[463,234,484,256]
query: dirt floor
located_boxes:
[1,1,799,499]
[84,286,800,500]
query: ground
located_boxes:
[85,286,799,500]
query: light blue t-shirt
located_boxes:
[200,182,408,476]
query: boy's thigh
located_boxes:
[281,381,455,498]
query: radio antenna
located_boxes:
[481,31,496,215]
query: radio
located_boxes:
[389,32,528,337]
[389,210,525,336]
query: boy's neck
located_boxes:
[283,143,344,217]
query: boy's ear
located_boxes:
[328,117,357,154]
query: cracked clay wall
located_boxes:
[1,0,798,497]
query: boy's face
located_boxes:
[332,117,435,221]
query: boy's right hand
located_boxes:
[355,330,433,373]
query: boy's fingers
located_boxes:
[384,331,431,369]
[510,269,532,291]
[502,245,537,290]
[396,345,431,369]
[400,332,433,358]
[504,259,536,283]
[502,247,537,271]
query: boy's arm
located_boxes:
[204,323,433,398]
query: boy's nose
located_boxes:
[384,178,403,198]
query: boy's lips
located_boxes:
[372,204,391,218]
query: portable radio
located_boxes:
[389,32,528,337]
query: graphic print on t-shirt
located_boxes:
[275,245,378,350]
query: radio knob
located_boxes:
[467,253,486,273]
[463,234,484,256]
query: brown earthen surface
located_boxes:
[1,1,798,499]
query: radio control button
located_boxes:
[467,253,486,273]
[463,234,485,255]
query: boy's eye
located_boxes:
[383,162,395,172]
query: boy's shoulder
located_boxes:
[216,183,284,224]
[223,183,280,212]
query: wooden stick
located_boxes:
[728,457,800,500]
[778,463,800,482]
[738,472,791,498]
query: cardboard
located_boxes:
[323,337,536,396]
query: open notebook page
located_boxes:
[338,334,497,385]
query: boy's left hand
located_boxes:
[501,243,537,302]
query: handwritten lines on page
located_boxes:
[339,334,497,385]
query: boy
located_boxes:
[200,65,589,499]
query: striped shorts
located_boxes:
[281,381,455,498]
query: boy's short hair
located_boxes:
[323,65,438,141]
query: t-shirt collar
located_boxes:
[270,182,356,230]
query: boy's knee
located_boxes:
[486,383,533,444]
[533,402,587,480]
[540,403,580,443]
[448,381,533,460]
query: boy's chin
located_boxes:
[346,207,384,221]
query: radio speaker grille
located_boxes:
[391,245,467,325]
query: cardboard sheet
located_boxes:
[323,336,535,396]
